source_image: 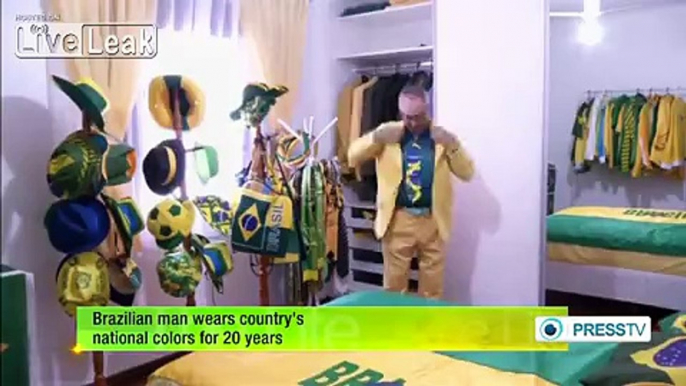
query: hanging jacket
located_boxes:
[337,78,364,175]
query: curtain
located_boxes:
[132,0,244,236]
[239,0,310,129]
[49,0,158,141]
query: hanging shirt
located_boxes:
[632,96,657,177]
[571,99,593,172]
[585,97,602,161]
[396,128,435,212]
[650,95,675,169]
[604,95,631,169]
[652,95,686,170]
[596,98,607,164]
[617,94,646,173]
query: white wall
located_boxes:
[434,0,548,305]
[548,3,686,210]
[1,1,258,384]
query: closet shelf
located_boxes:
[337,46,433,66]
[338,2,432,24]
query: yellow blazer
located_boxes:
[348,121,475,241]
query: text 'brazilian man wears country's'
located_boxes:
[92,310,305,328]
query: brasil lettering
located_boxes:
[298,361,405,386]
[623,208,686,220]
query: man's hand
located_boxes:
[431,126,459,148]
[372,124,404,144]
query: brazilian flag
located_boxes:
[581,332,686,385]
[230,188,294,257]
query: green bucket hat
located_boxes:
[101,195,144,257]
[103,143,137,187]
[156,249,202,298]
[52,76,109,130]
[47,131,109,199]
[193,143,219,184]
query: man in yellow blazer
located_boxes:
[348,85,475,299]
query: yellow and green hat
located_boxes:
[192,195,233,237]
[230,83,288,124]
[108,258,143,306]
[193,143,219,184]
[146,199,196,250]
[55,251,110,317]
[52,76,109,130]
[101,195,144,257]
[149,75,206,131]
[103,143,137,187]
[156,249,202,298]
[190,234,233,293]
[47,131,109,199]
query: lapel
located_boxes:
[386,144,403,178]
[435,144,445,168]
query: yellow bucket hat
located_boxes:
[55,251,110,317]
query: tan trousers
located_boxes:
[381,209,445,299]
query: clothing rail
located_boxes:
[353,60,433,74]
[585,87,686,96]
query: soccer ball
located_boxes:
[146,198,196,250]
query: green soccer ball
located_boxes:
[156,250,202,298]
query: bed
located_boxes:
[147,291,623,386]
[546,206,686,310]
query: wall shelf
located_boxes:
[337,45,433,66]
[338,2,432,24]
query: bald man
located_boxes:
[348,85,475,299]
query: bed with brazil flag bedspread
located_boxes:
[547,206,686,276]
[546,206,686,309]
[145,291,685,386]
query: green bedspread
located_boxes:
[327,291,617,386]
[546,206,686,257]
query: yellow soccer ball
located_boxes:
[146,199,196,250]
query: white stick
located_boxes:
[276,119,302,141]
[308,116,315,137]
[312,117,338,147]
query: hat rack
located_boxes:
[171,88,197,308]
[78,109,106,386]
[276,115,339,160]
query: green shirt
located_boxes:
[396,128,435,209]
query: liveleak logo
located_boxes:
[535,316,652,343]
[15,22,157,59]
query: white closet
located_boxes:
[333,0,434,292]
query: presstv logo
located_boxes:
[535,316,651,343]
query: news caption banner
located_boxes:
[75,306,568,352]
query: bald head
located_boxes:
[398,85,430,134]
